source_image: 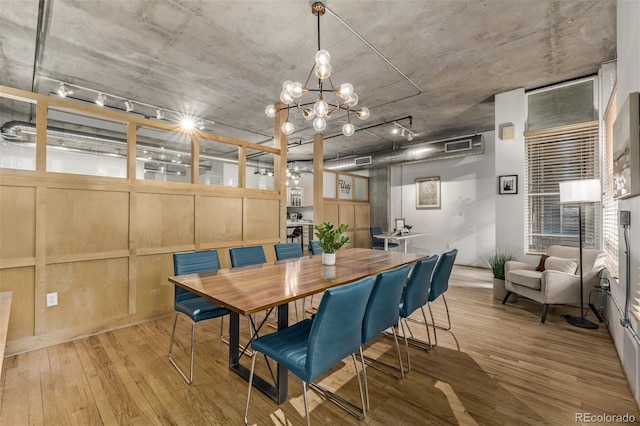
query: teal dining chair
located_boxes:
[229,245,267,267]
[274,242,304,321]
[399,255,439,371]
[426,248,458,346]
[244,277,374,425]
[370,226,399,250]
[360,264,412,409]
[309,239,323,255]
[169,249,229,384]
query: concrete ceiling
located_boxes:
[0,0,616,162]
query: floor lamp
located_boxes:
[559,179,601,329]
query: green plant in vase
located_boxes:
[314,222,349,265]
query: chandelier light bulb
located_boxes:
[265,104,278,118]
[315,49,331,65]
[313,117,326,132]
[303,107,315,120]
[356,107,370,120]
[282,80,294,93]
[290,81,304,98]
[344,92,359,107]
[280,90,294,105]
[338,83,353,99]
[342,122,355,137]
[313,99,329,118]
[281,121,295,135]
[314,63,332,80]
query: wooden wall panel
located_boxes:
[0,186,36,261]
[355,229,370,248]
[338,204,355,250]
[136,254,174,315]
[0,267,34,340]
[44,258,128,332]
[137,193,194,249]
[244,198,279,241]
[46,189,128,257]
[323,203,339,225]
[199,196,242,244]
[355,204,371,248]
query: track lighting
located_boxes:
[57,82,73,98]
[95,93,106,107]
[156,109,165,120]
[124,101,134,112]
[391,122,416,141]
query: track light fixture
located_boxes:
[265,1,369,137]
[391,122,416,141]
[57,82,73,98]
[95,93,106,107]
[41,76,215,130]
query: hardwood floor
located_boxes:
[1,266,638,425]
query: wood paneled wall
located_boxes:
[323,201,370,249]
[0,86,283,355]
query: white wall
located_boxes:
[389,131,496,266]
[606,0,640,406]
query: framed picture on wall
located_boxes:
[416,176,441,209]
[499,175,518,194]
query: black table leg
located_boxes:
[228,305,289,404]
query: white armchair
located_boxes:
[502,245,605,323]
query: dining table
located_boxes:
[168,247,427,404]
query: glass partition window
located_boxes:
[0,96,37,171]
[323,171,336,198]
[199,137,239,187]
[136,126,191,183]
[354,177,367,201]
[245,148,274,190]
[338,174,353,200]
[46,107,127,177]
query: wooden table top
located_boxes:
[169,248,426,315]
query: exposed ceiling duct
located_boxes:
[324,134,484,171]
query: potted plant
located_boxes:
[485,248,518,301]
[314,221,349,265]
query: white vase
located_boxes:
[322,252,336,266]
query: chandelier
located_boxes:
[265,1,370,137]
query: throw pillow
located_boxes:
[544,256,578,274]
[536,255,549,272]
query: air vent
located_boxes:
[444,139,473,153]
[354,156,372,166]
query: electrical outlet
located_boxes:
[46,292,58,307]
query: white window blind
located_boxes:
[524,121,601,254]
[603,90,619,277]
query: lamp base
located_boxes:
[564,315,599,329]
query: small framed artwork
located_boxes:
[416,176,441,209]
[499,175,518,194]
[395,218,405,231]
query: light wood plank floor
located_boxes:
[1,266,638,425]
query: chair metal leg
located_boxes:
[541,304,549,323]
[308,352,366,421]
[427,302,438,347]
[399,318,412,372]
[168,313,196,384]
[359,347,369,411]
[244,351,258,426]
[302,381,311,426]
[502,290,513,305]
[360,327,405,380]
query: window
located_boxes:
[603,89,619,277]
[524,79,601,255]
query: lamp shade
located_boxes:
[559,179,601,203]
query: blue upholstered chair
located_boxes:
[309,239,323,255]
[426,248,458,346]
[274,242,304,321]
[398,255,439,371]
[169,249,229,384]
[244,277,374,425]
[360,264,411,408]
[370,226,399,250]
[274,242,303,260]
[229,245,267,267]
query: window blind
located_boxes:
[524,121,601,254]
[603,90,619,277]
